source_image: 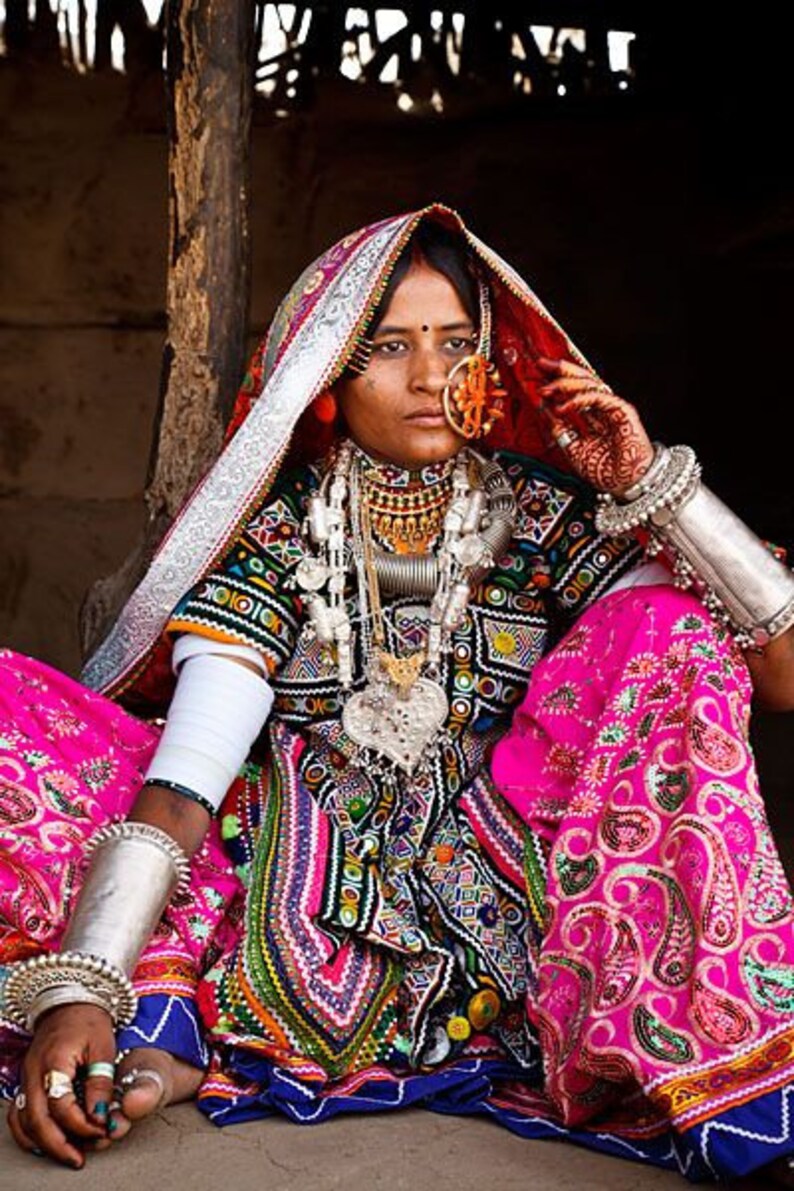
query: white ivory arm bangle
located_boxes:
[144,651,274,813]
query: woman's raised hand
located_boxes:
[7,1004,116,1168]
[536,356,654,495]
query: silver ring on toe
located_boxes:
[117,1066,166,1105]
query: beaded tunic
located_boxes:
[166,449,641,1073]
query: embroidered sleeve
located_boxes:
[501,452,643,622]
[166,470,313,678]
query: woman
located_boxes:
[2,205,794,1183]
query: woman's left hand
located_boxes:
[537,356,654,495]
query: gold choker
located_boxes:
[361,470,453,554]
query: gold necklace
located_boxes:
[361,496,427,693]
[361,468,453,555]
[340,451,480,773]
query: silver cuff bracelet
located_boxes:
[3,821,190,1031]
[596,444,794,649]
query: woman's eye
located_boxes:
[373,340,407,355]
[445,336,477,352]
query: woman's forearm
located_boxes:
[128,781,212,857]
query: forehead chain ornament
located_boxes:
[346,334,375,376]
[442,278,507,441]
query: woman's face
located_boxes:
[335,261,476,470]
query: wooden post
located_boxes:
[80,0,255,658]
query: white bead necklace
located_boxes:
[296,440,502,773]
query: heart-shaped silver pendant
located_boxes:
[343,677,448,773]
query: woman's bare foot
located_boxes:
[99,1048,204,1146]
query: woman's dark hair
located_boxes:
[369,220,481,332]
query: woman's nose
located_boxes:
[410,347,448,394]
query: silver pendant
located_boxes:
[343,677,449,774]
[295,556,329,592]
[451,534,490,568]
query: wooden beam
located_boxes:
[149,0,255,516]
[80,0,256,659]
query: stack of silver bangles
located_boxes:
[3,821,190,1032]
[595,443,794,650]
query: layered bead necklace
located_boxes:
[295,441,516,775]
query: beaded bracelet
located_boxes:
[594,445,701,536]
[142,777,217,819]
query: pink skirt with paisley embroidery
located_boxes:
[0,648,241,1087]
[492,583,794,1149]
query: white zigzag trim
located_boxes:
[122,994,206,1060]
[699,1081,794,1176]
[484,1104,696,1176]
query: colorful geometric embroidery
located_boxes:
[169,574,301,675]
[480,614,547,673]
[512,475,572,544]
[246,498,306,567]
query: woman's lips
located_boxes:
[406,408,447,426]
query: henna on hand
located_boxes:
[536,357,654,494]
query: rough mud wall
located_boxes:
[0,66,165,674]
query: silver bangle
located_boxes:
[595,445,701,536]
[4,821,190,1031]
[3,952,137,1032]
[27,983,118,1029]
[596,443,794,649]
[619,441,670,501]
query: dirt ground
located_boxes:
[0,1101,713,1191]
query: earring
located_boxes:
[312,391,338,423]
[442,355,507,440]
